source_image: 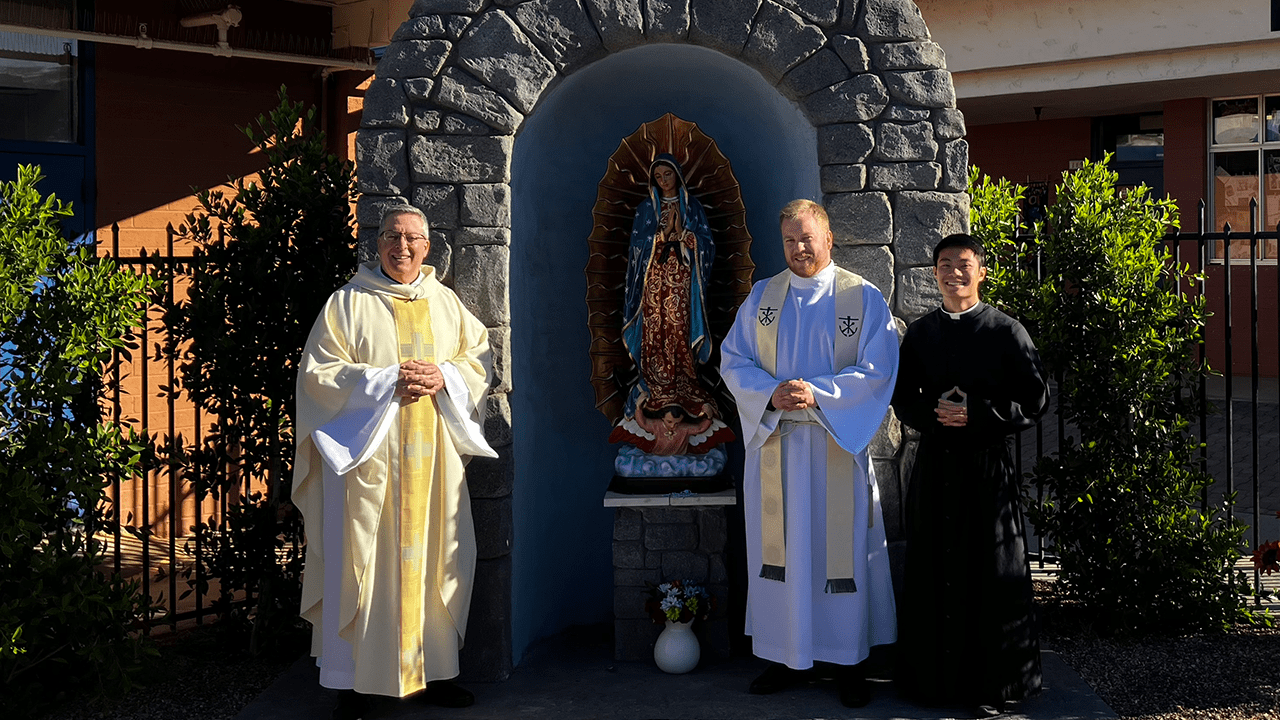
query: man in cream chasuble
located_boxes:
[293,207,495,718]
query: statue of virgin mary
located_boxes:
[608,154,734,458]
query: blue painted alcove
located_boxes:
[509,42,820,664]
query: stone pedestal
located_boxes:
[605,489,736,663]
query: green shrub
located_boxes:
[0,165,156,713]
[971,158,1267,634]
[164,88,357,654]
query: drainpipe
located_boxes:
[0,19,375,71]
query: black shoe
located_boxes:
[838,673,871,708]
[419,679,475,708]
[749,663,799,695]
[331,689,368,720]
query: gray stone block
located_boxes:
[644,550,662,568]
[412,0,486,14]
[884,69,956,108]
[392,15,449,41]
[940,139,969,192]
[442,114,493,135]
[409,135,513,183]
[836,0,861,28]
[467,446,514,498]
[472,496,513,559]
[825,191,891,245]
[614,584,651,618]
[484,392,513,446]
[882,103,931,122]
[458,554,512,682]
[858,0,930,42]
[779,48,850,100]
[378,39,452,79]
[357,195,409,228]
[661,551,709,582]
[437,68,524,134]
[641,507,695,523]
[614,507,642,541]
[698,508,727,553]
[357,227,379,261]
[583,0,644,51]
[645,523,698,551]
[934,107,966,140]
[411,184,460,230]
[461,183,512,227]
[709,554,727,583]
[832,34,870,72]
[456,227,511,246]
[403,77,436,103]
[614,567,659,586]
[868,405,902,459]
[742,1,825,81]
[872,40,946,70]
[868,161,941,191]
[874,457,903,542]
[488,325,512,393]
[429,231,451,283]
[456,243,511,325]
[873,121,937,162]
[816,123,875,165]
[360,77,409,128]
[413,108,442,133]
[776,0,838,26]
[613,540,644,568]
[804,74,888,124]
[356,130,409,195]
[896,265,941,322]
[512,0,608,72]
[457,11,558,115]
[893,190,970,266]
[645,0,690,42]
[446,15,474,37]
[688,0,759,55]
[832,244,893,301]
[820,164,867,193]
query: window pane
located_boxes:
[1267,96,1280,143]
[1212,150,1259,258]
[0,32,77,143]
[1116,132,1164,162]
[1266,151,1280,247]
[1214,97,1260,145]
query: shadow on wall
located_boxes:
[509,42,819,665]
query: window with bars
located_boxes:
[1210,94,1280,260]
[0,31,78,144]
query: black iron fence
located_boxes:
[1016,199,1280,596]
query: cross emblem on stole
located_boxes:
[839,316,860,337]
[758,306,777,326]
[400,331,434,360]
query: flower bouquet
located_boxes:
[646,580,712,625]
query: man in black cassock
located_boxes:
[892,233,1049,716]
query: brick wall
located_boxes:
[966,117,1092,193]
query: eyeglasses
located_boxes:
[379,231,428,244]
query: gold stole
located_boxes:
[755,267,865,593]
[393,298,438,693]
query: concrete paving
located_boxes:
[234,628,1115,720]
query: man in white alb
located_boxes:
[292,206,497,720]
[720,199,898,707]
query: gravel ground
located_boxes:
[38,589,1280,720]
[39,626,301,720]
[1035,582,1280,720]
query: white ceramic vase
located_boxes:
[653,619,700,674]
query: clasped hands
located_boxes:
[935,385,969,427]
[771,379,815,412]
[396,359,443,402]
